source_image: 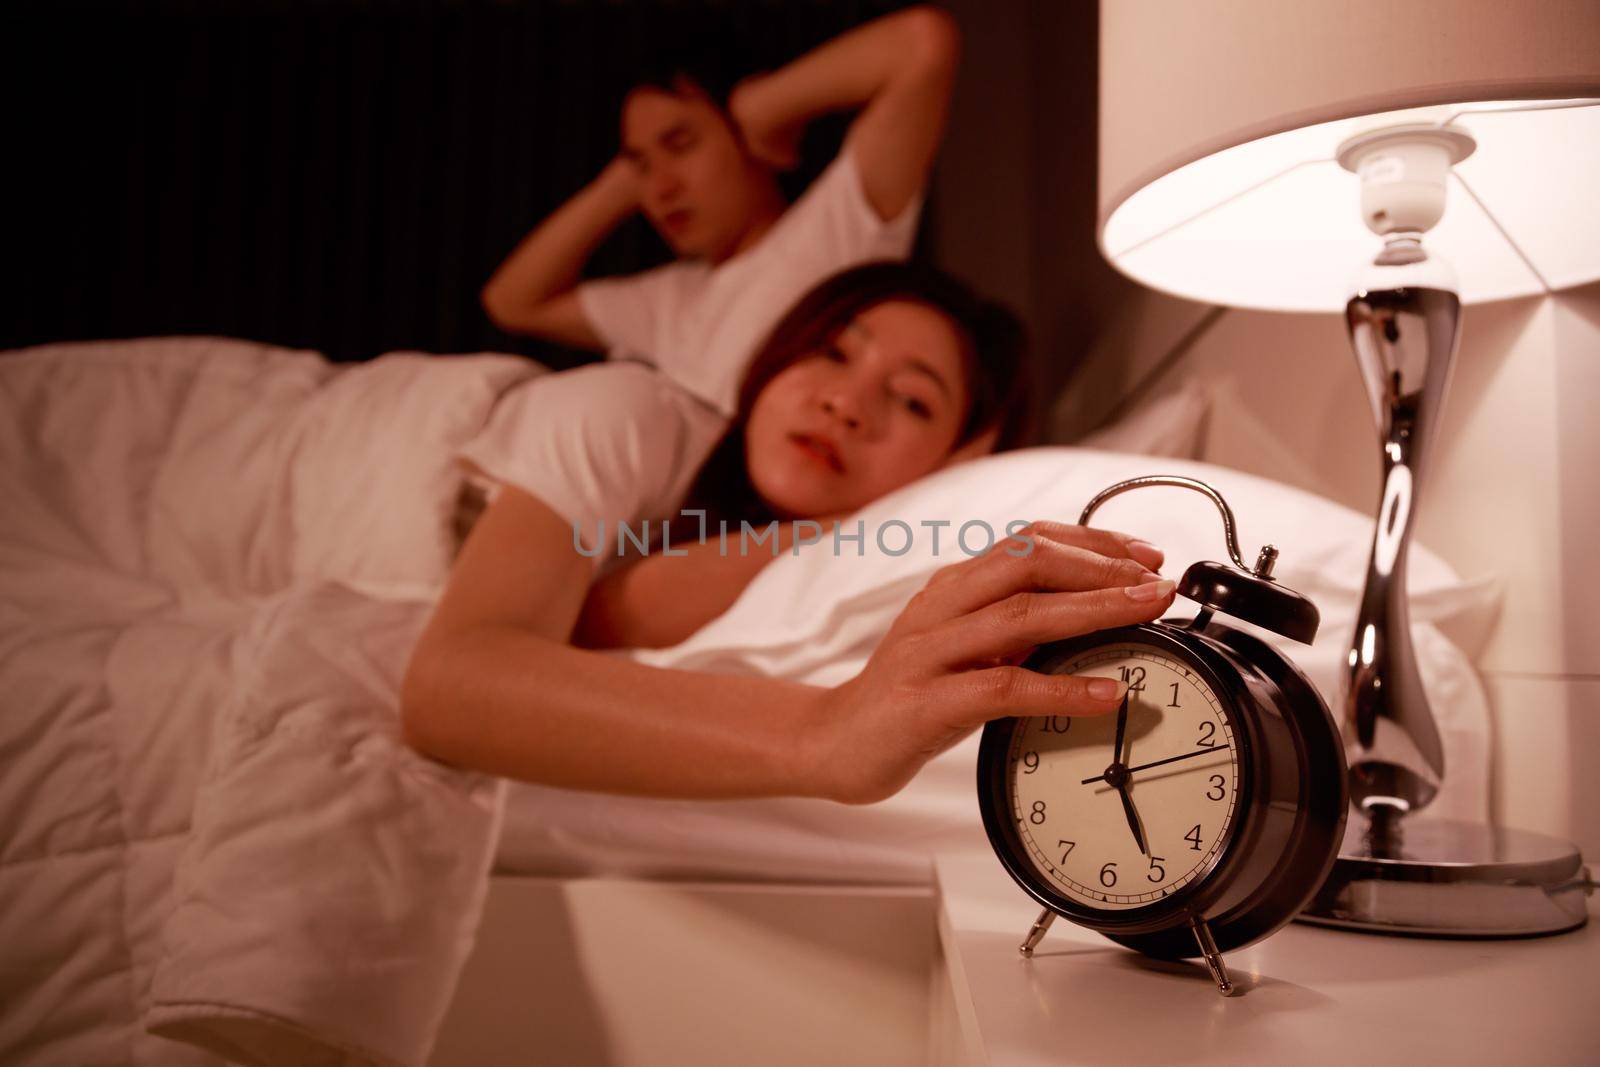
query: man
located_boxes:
[479,5,962,417]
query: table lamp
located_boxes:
[1097,0,1599,936]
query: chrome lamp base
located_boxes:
[1309,163,1599,941]
[1297,814,1594,937]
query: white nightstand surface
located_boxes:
[934,852,1600,1067]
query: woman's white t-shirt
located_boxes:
[455,362,727,574]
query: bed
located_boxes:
[0,336,1497,1066]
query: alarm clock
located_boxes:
[976,475,1348,996]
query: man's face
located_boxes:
[620,84,773,263]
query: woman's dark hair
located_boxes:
[681,261,1034,527]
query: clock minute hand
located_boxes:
[1112,691,1129,764]
[1081,744,1232,785]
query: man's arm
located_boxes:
[729,5,960,223]
[479,157,640,346]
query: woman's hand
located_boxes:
[801,522,1175,804]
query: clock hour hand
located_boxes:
[1117,782,1150,856]
[1095,691,1149,854]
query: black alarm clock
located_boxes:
[976,475,1348,995]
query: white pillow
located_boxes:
[647,448,1493,655]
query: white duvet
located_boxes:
[0,338,533,1067]
[0,336,1496,1067]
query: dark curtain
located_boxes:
[6,0,909,366]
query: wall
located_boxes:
[935,0,1136,412]
[1428,284,1600,857]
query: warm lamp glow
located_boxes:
[1102,99,1600,312]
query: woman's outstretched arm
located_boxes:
[401,484,1175,803]
[571,518,828,650]
[402,486,823,795]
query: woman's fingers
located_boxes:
[916,579,1178,669]
[1027,520,1164,571]
[910,527,1161,623]
[927,663,1131,730]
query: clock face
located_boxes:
[1006,643,1241,912]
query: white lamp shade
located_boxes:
[1099,1,1600,312]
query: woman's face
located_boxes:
[744,299,971,519]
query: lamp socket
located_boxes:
[1336,124,1477,238]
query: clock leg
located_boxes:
[1018,908,1056,958]
[1188,917,1236,997]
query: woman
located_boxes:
[401,263,1175,805]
